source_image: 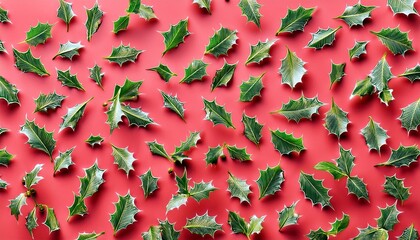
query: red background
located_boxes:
[0,0,419,239]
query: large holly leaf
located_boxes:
[171,131,201,163]
[203,98,235,129]
[351,76,375,98]
[369,54,393,96]
[24,22,53,46]
[228,211,265,239]
[60,97,93,132]
[347,176,369,201]
[0,76,20,105]
[57,68,85,91]
[9,193,27,220]
[226,145,251,162]
[121,105,155,128]
[354,225,389,240]
[240,73,264,102]
[193,0,212,13]
[324,98,349,138]
[307,26,342,49]
[20,119,56,159]
[26,207,38,238]
[349,41,369,60]
[113,15,130,34]
[205,26,237,57]
[307,214,349,239]
[278,202,300,230]
[189,181,217,201]
[0,6,10,23]
[85,3,103,41]
[57,0,75,31]
[180,59,208,84]
[13,48,50,76]
[399,98,420,132]
[299,171,332,208]
[53,147,75,175]
[398,224,418,240]
[159,219,180,240]
[227,171,251,204]
[111,144,136,176]
[160,91,185,120]
[113,78,143,102]
[272,95,324,122]
[205,145,224,165]
[330,62,346,88]
[183,212,223,237]
[377,202,401,231]
[142,226,162,240]
[279,48,306,88]
[85,135,104,147]
[242,113,263,145]
[34,92,66,113]
[44,207,60,233]
[140,169,159,198]
[89,64,104,89]
[376,145,420,167]
[105,44,143,66]
[0,148,13,166]
[361,117,389,152]
[161,18,190,55]
[238,0,262,28]
[276,6,315,34]
[271,129,304,155]
[147,141,171,160]
[53,41,83,60]
[245,39,277,65]
[76,231,105,240]
[106,89,123,133]
[148,64,177,82]
[387,0,418,15]
[110,192,140,235]
[384,175,410,202]
[371,27,413,55]
[336,4,375,27]
[399,64,420,82]
[256,165,284,199]
[211,60,237,91]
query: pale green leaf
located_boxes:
[25,207,38,238]
[193,0,212,13]
[9,193,27,220]
[105,44,143,66]
[324,98,349,138]
[336,4,375,27]
[279,48,306,88]
[57,0,75,31]
[53,147,75,175]
[376,145,420,167]
[53,41,83,60]
[23,164,44,189]
[360,117,389,152]
[351,76,375,98]
[85,134,104,147]
[183,212,223,237]
[387,0,418,15]
[111,144,136,176]
[227,171,251,204]
[89,64,105,89]
[106,89,123,133]
[349,41,368,60]
[76,231,105,240]
[148,64,177,82]
[228,211,265,239]
[278,202,300,230]
[399,98,420,132]
[398,224,418,240]
[142,226,162,240]
[0,76,20,105]
[43,207,60,233]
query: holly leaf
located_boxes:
[34,92,66,113]
[307,26,342,49]
[13,48,50,76]
[183,212,223,237]
[166,194,188,213]
[148,64,177,82]
[113,78,143,102]
[111,144,136,176]
[24,22,53,46]
[85,134,104,147]
[205,146,224,165]
[60,97,93,132]
[376,145,420,167]
[398,224,418,240]
[53,41,83,60]
[351,76,375,98]
[193,0,212,13]
[89,64,105,89]
[226,145,251,162]
[0,76,20,105]
[138,4,157,20]
[336,4,375,27]
[25,207,38,238]
[0,148,13,166]
[349,41,368,60]
[161,18,190,55]
[85,3,103,41]
[399,98,420,132]
[245,39,277,65]
[383,175,410,202]
[279,47,306,88]
[377,202,401,231]
[140,169,159,198]
[180,59,208,84]
[171,131,201,163]
[324,98,349,138]
[0,6,10,23]
[76,231,105,240]
[105,44,143,66]
[159,219,180,240]
[354,225,389,240]
[238,0,262,28]
[276,6,315,34]
[205,26,238,57]
[110,192,140,235]
[57,0,75,31]
[278,202,300,230]
[44,207,60,233]
[142,226,162,240]
[371,27,413,55]
[256,165,284,199]
[271,129,305,155]
[160,91,185,120]
[347,176,369,201]
[211,60,237,91]
[239,73,264,102]
[330,62,346,88]
[57,68,85,91]
[0,127,7,135]
[399,64,420,82]
[9,193,27,220]
[23,164,44,189]
[203,98,235,129]
[0,40,6,53]
[227,171,251,204]
[20,119,56,159]
[228,211,265,239]
[314,162,347,180]
[360,117,389,152]
[369,54,393,97]
[271,95,324,122]
[106,89,123,133]
[53,147,75,175]
[189,181,217,201]
[299,171,332,208]
[127,0,141,14]
[387,0,418,16]
[242,113,263,145]
[113,15,130,34]
[147,141,171,160]
[308,214,349,239]
[121,105,155,128]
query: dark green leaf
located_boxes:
[351,76,375,98]
[57,68,85,91]
[399,64,420,82]
[13,48,50,76]
[203,98,235,129]
[105,44,143,66]
[171,131,201,163]
[205,26,237,57]
[307,26,342,49]
[399,98,420,132]
[183,212,223,237]
[160,91,185,120]
[239,73,264,102]
[106,89,123,133]
[299,171,332,208]
[161,18,190,55]
[24,22,53,46]
[193,0,212,13]
[276,6,315,34]
[57,0,75,31]
[140,169,159,198]
[60,97,93,132]
[113,78,143,102]
[376,145,420,167]
[147,141,171,160]
[329,62,346,88]
[245,39,277,65]
[85,3,103,41]
[121,105,155,128]
[347,176,369,200]
[271,129,305,155]
[166,194,188,213]
[256,165,285,199]
[205,146,223,165]
[211,60,237,91]
[0,6,10,23]
[159,219,180,240]
[113,15,130,34]
[43,207,60,233]
[53,41,83,60]
[34,92,66,113]
[76,231,105,240]
[227,171,251,204]
[278,202,300,230]
[272,95,324,122]
[226,145,251,162]
[148,64,177,82]
[371,27,413,55]
[349,41,368,60]
[53,147,75,175]
[25,207,38,238]
[110,192,140,235]
[0,76,20,105]
[377,202,401,231]
[228,211,265,239]
[9,193,27,220]
[89,64,104,89]
[242,113,263,145]
[383,175,410,202]
[142,226,162,240]
[20,119,56,159]
[23,164,43,189]
[324,99,349,138]
[238,0,262,28]
[0,148,13,166]
[360,117,389,152]
[180,59,208,84]
[314,162,346,180]
[111,144,136,176]
[398,224,418,240]
[354,225,389,240]
[189,181,217,201]
[85,134,104,147]
[336,4,375,27]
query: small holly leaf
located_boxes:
[242,113,263,145]
[211,60,237,91]
[299,171,332,208]
[398,224,418,240]
[180,59,208,84]
[140,169,159,198]
[276,6,315,34]
[44,207,60,233]
[0,41,6,53]
[53,147,75,175]
[314,162,346,180]
[89,64,105,89]
[371,27,413,55]
[205,26,237,57]
[226,145,251,162]
[271,95,324,122]
[68,195,87,219]
[278,202,300,230]
[193,0,212,13]
[0,127,7,135]
[256,165,284,199]
[57,0,75,31]
[60,97,93,132]
[387,0,418,16]
[13,48,50,76]
[113,15,130,34]
[203,98,235,129]
[24,22,53,46]
[121,105,155,128]
[20,119,56,159]
[369,54,393,95]
[166,194,188,213]
[9,193,27,220]
[138,4,157,21]
[105,44,143,66]
[335,146,355,176]
[376,145,420,167]
[238,0,262,28]
[349,41,368,60]
[228,211,265,239]
[161,18,190,55]
[377,202,401,231]
[184,212,223,237]
[176,171,189,194]
[171,131,201,163]
[0,148,13,166]
[205,146,223,165]
[307,26,342,49]
[189,181,217,202]
[110,192,140,235]
[399,64,420,82]
[85,3,103,41]
[336,4,375,27]
[330,62,346,88]
[106,89,123,133]
[329,214,350,235]
[239,73,264,102]
[111,144,136,176]
[160,91,185,120]
[159,220,180,240]
[361,117,389,152]
[34,92,66,113]
[271,129,304,155]
[0,76,20,105]
[227,172,251,204]
[380,89,393,104]
[383,175,410,202]
[279,48,306,88]
[26,207,38,238]
[76,231,105,240]
[351,76,375,98]
[0,6,10,23]
[399,98,420,132]
[147,141,171,160]
[113,78,143,102]
[324,98,349,138]
[85,134,104,147]
[354,225,389,240]
[0,179,8,189]
[53,41,83,60]
[245,39,277,65]
[347,176,369,201]
[57,68,85,91]
[142,226,161,240]
[148,64,177,82]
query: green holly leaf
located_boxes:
[85,134,104,147]
[121,105,155,128]
[13,48,50,76]
[377,202,401,231]
[142,226,162,240]
[387,0,418,16]
[159,219,180,240]
[271,95,324,122]
[113,15,130,34]
[160,91,185,120]
[360,117,389,152]
[161,18,190,55]
[205,146,223,165]
[354,225,389,240]
[351,76,375,98]
[148,64,177,82]
[147,141,171,160]
[9,193,27,220]
[205,26,238,57]
[0,76,20,105]
[228,211,265,239]
[76,231,105,240]
[227,171,251,204]
[369,54,393,98]
[399,64,420,82]
[399,98,420,132]
[60,97,93,132]
[53,147,75,175]
[23,164,44,189]
[113,78,143,102]
[336,4,375,27]
[203,98,235,129]
[140,169,159,198]
[175,170,189,194]
[371,27,413,55]
[57,0,75,31]
[278,202,300,230]
[184,212,223,238]
[307,26,342,49]
[239,73,264,102]
[189,181,217,201]
[106,89,123,133]
[127,0,141,13]
[110,192,140,235]
[105,44,143,66]
[238,0,262,28]
[376,145,420,167]
[44,207,60,233]
[25,207,38,238]
[180,59,208,84]
[335,146,355,176]
[242,113,263,145]
[68,195,88,219]
[166,194,188,213]
[171,131,201,163]
[299,171,332,208]
[347,176,369,201]
[211,60,237,91]
[89,64,105,89]
[0,6,10,23]
[349,41,368,60]
[0,127,7,135]
[85,3,103,41]
[138,4,157,20]
[245,39,277,65]
[20,119,56,159]
[276,6,315,34]
[381,90,393,104]
[53,41,83,60]
[0,40,6,53]
[271,129,304,155]
[24,22,53,46]
[193,0,212,13]
[34,92,66,113]
[324,98,349,138]
[329,62,346,88]
[398,224,418,240]
[308,214,349,239]
[279,47,306,88]
[314,162,346,180]
[256,165,284,199]
[57,68,85,91]
[111,144,136,176]
[383,175,410,202]
[225,145,251,162]
[0,148,13,166]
